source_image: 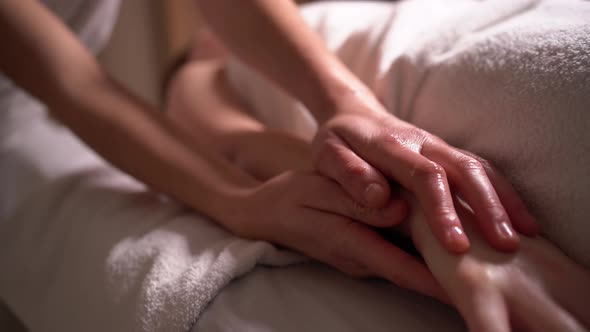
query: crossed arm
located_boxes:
[164,52,590,332]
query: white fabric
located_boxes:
[0,113,301,332]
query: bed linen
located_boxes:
[193,263,465,332]
[0,89,306,332]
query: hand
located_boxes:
[412,198,590,332]
[227,170,445,300]
[313,102,539,253]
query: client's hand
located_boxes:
[410,197,590,332]
[227,170,444,300]
[313,97,539,253]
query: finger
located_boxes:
[335,218,446,300]
[292,209,373,277]
[357,141,470,253]
[460,288,510,332]
[510,284,585,332]
[301,175,408,227]
[314,133,391,208]
[456,148,540,236]
[423,145,520,252]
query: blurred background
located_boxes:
[98,0,314,107]
[99,0,193,107]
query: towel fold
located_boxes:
[0,99,302,332]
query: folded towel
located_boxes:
[0,96,302,332]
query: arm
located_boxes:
[165,57,312,180]
[410,197,590,332]
[194,0,359,123]
[166,55,590,331]
[193,0,538,253]
[164,55,447,299]
[0,0,256,229]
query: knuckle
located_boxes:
[460,149,495,171]
[342,161,370,180]
[412,161,446,181]
[314,138,350,174]
[457,155,485,173]
[317,136,344,158]
[433,207,459,224]
[384,127,429,151]
[477,158,495,173]
[458,265,494,291]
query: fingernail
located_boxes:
[446,226,470,253]
[364,183,386,207]
[496,222,516,239]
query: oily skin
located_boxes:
[0,0,536,295]
[195,0,539,253]
[164,45,590,331]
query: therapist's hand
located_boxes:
[312,99,539,254]
[227,170,445,300]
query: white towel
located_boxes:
[0,95,302,332]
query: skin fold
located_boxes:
[163,39,590,332]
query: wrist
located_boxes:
[308,83,369,124]
[308,76,389,125]
[202,183,266,239]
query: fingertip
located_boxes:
[492,222,521,252]
[495,235,521,252]
[445,225,471,254]
[363,182,390,208]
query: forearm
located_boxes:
[0,0,254,226]
[194,0,376,122]
[167,59,312,180]
[63,76,257,220]
[166,59,264,159]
